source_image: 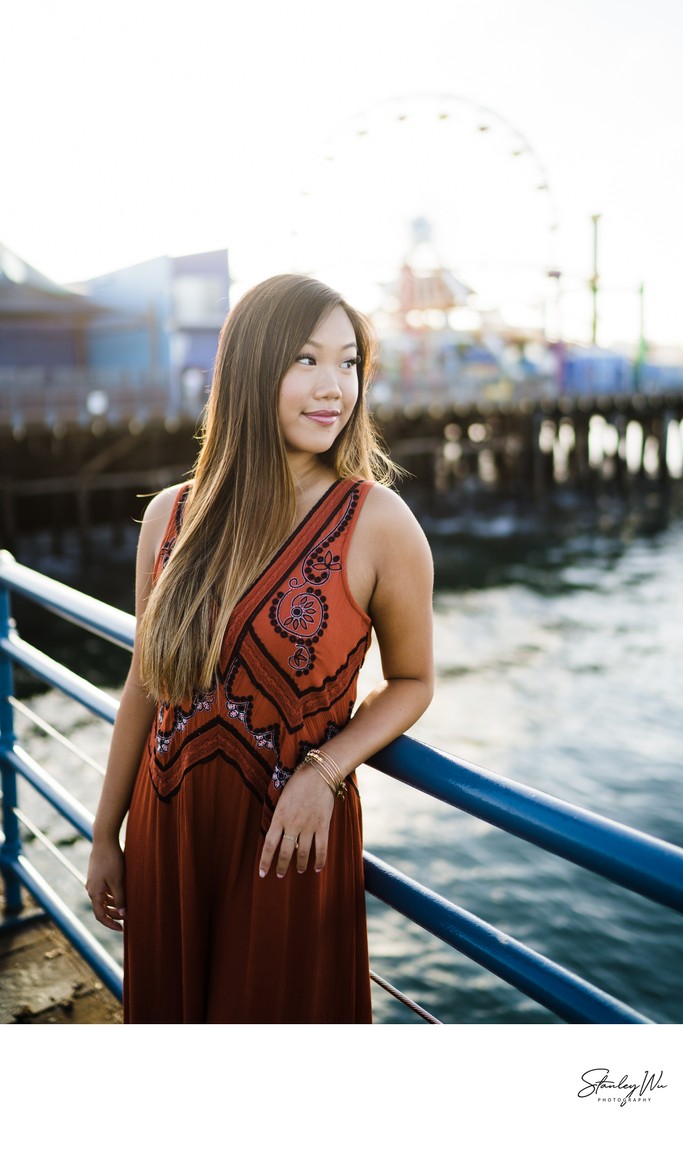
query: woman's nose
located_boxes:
[315,366,343,396]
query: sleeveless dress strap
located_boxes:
[152,483,191,582]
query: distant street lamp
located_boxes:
[633,281,646,392]
[547,267,562,344]
[590,213,601,344]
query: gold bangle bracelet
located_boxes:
[303,748,347,800]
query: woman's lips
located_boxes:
[303,411,340,426]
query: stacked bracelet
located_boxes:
[302,747,347,800]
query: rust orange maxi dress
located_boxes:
[123,478,374,1023]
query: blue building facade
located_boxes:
[0,243,104,370]
[0,243,230,408]
[80,248,230,405]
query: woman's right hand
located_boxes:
[86,839,126,932]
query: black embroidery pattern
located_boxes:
[155,689,217,755]
[222,658,282,784]
[148,481,368,800]
[295,720,342,767]
[268,487,360,679]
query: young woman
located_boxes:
[86,273,434,1023]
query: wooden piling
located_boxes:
[2,388,682,554]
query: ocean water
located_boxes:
[6,492,683,1025]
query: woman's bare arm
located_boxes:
[259,486,434,878]
[85,485,181,930]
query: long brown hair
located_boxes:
[138,273,397,704]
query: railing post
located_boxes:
[0,552,23,913]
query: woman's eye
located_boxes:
[342,355,361,369]
[297,354,316,366]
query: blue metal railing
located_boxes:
[1,550,682,1024]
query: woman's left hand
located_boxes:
[258,763,335,880]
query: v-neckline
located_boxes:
[228,477,353,622]
[175,477,351,598]
[269,477,344,566]
[289,477,342,537]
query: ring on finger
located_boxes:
[282,833,299,847]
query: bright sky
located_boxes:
[2,0,682,349]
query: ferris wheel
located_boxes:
[287,93,561,330]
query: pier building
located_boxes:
[1,240,683,553]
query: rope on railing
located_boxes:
[2,553,681,1023]
[369,968,442,1024]
[364,849,652,1024]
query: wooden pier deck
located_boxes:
[0,891,121,1023]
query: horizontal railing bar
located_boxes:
[15,807,87,886]
[4,849,123,1001]
[2,744,94,841]
[0,553,135,652]
[4,802,441,1025]
[369,736,683,914]
[0,632,119,724]
[0,558,678,1024]
[10,696,106,776]
[363,850,651,1025]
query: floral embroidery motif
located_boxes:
[271,721,340,791]
[271,584,327,641]
[272,764,294,790]
[224,662,278,753]
[223,662,292,789]
[288,644,312,672]
[283,593,319,632]
[147,480,368,802]
[307,549,342,580]
[295,722,342,771]
[269,489,359,678]
[155,689,216,755]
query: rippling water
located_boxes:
[8,491,683,1024]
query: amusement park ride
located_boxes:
[287,92,574,403]
[1,93,682,549]
[369,216,559,407]
[289,93,670,404]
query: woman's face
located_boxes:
[278,305,359,466]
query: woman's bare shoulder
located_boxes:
[140,482,189,531]
[360,483,429,540]
[356,484,433,631]
[137,483,190,559]
[355,484,433,592]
